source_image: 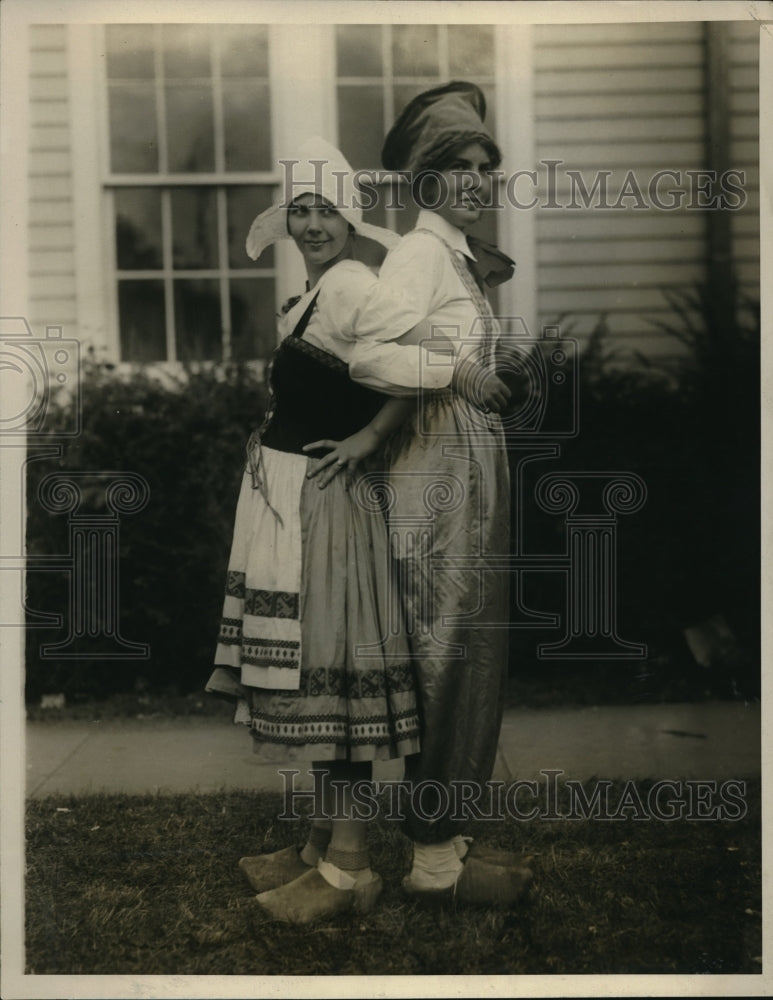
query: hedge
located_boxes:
[25,287,760,703]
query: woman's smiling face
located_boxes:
[422,141,495,231]
[287,194,352,275]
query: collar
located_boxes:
[416,210,477,261]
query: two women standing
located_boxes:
[209,82,532,923]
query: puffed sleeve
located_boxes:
[348,235,455,391]
[316,261,382,341]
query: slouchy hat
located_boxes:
[381,80,501,174]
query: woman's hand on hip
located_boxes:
[303,427,380,490]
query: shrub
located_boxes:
[25,356,268,702]
[507,287,760,701]
[25,281,759,705]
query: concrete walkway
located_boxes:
[26,700,762,798]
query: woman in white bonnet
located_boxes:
[207,137,450,924]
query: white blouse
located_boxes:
[278,256,455,395]
[348,210,497,391]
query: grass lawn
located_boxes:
[26,780,761,977]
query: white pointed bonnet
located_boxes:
[245,136,399,261]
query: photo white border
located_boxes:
[2,1,770,997]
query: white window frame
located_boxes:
[67,22,536,364]
[333,23,536,332]
[102,23,282,366]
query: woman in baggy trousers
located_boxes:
[344,81,534,901]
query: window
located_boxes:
[335,24,500,267]
[102,24,507,361]
[105,24,278,362]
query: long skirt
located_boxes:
[386,394,510,841]
[207,445,421,763]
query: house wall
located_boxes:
[728,19,760,305]
[25,21,761,361]
[534,22,702,356]
[28,25,76,337]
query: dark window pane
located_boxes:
[392,25,439,77]
[220,25,268,77]
[336,25,382,76]
[230,278,277,360]
[106,24,155,79]
[337,85,384,170]
[228,187,275,268]
[165,84,214,172]
[115,189,162,269]
[162,24,211,78]
[170,188,218,269]
[108,83,158,172]
[448,26,495,76]
[118,280,166,361]
[174,279,222,361]
[223,81,271,172]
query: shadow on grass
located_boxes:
[25,780,761,977]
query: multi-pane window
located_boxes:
[106,24,277,362]
[335,24,500,266]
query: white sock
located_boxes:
[317,859,372,890]
[453,835,472,860]
[408,839,464,891]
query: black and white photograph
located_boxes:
[0,0,769,997]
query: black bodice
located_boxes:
[259,294,387,457]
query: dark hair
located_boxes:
[284,196,354,236]
[425,135,502,174]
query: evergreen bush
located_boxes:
[25,356,268,701]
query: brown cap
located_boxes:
[381,80,500,174]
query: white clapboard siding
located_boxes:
[535,141,705,169]
[29,176,73,201]
[533,22,706,358]
[532,20,759,363]
[28,25,77,334]
[30,99,69,128]
[29,250,75,278]
[536,66,701,95]
[534,41,703,71]
[539,213,706,241]
[29,125,70,150]
[537,236,705,266]
[531,22,701,45]
[728,21,760,305]
[29,199,72,225]
[28,222,74,252]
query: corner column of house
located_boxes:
[495,23,537,338]
[1,7,30,843]
[68,25,112,358]
[269,24,337,315]
[703,20,735,331]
